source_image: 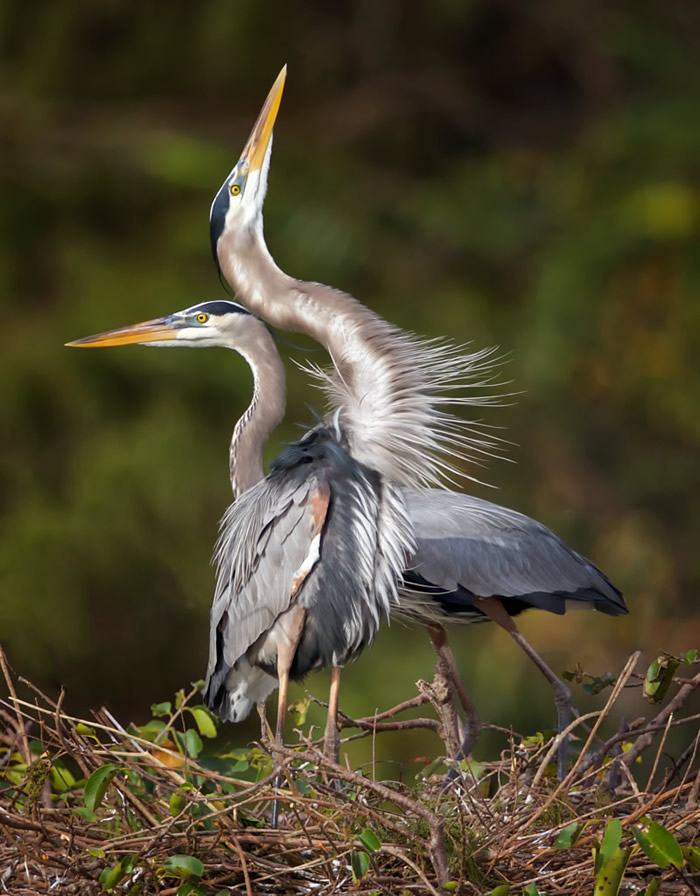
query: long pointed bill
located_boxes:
[66,317,179,348]
[239,65,287,173]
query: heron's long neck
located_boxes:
[230,325,286,498]
[218,222,500,489]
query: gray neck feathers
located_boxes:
[217,222,502,490]
[229,318,286,498]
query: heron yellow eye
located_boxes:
[196,313,208,323]
[230,184,241,196]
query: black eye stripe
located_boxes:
[185,301,252,317]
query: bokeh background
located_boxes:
[2,2,699,773]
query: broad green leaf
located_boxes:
[632,822,683,868]
[554,821,581,848]
[187,707,217,738]
[640,880,661,896]
[594,846,633,895]
[134,719,167,742]
[683,648,698,664]
[597,818,622,870]
[485,887,510,896]
[643,655,679,704]
[162,855,204,879]
[151,701,172,718]
[51,764,78,793]
[443,883,458,892]
[358,829,381,853]
[84,763,119,811]
[523,884,542,896]
[175,689,187,710]
[350,850,370,882]
[99,863,126,891]
[185,729,203,759]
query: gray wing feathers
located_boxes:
[208,474,326,682]
[403,489,624,608]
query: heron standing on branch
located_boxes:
[205,68,627,777]
[68,302,413,802]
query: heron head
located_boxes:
[66,300,256,351]
[209,66,287,270]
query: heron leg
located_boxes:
[510,630,571,781]
[323,666,342,763]
[270,667,289,830]
[475,597,571,780]
[270,607,306,829]
[425,624,482,768]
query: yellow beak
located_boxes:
[239,65,287,173]
[66,317,178,348]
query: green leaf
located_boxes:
[640,880,661,896]
[187,707,217,738]
[51,763,78,793]
[554,821,581,848]
[75,723,96,736]
[358,829,381,853]
[99,863,126,891]
[170,792,189,816]
[594,846,633,895]
[72,806,97,822]
[177,885,206,896]
[643,655,680,704]
[443,883,459,892]
[632,822,683,868]
[151,701,172,718]
[134,719,167,741]
[523,885,542,896]
[162,855,204,880]
[485,887,510,896]
[121,856,137,874]
[597,818,623,870]
[175,689,187,710]
[84,763,119,811]
[350,850,370,882]
[288,695,311,726]
[185,729,203,759]
[682,845,700,870]
[683,648,698,664]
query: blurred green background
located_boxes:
[1,2,699,771]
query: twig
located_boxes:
[623,670,700,766]
[0,647,30,764]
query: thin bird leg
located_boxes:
[270,607,306,829]
[270,667,289,829]
[510,630,571,780]
[476,597,571,780]
[425,624,482,762]
[323,666,342,762]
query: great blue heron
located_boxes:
[206,68,627,776]
[68,301,413,800]
[69,299,626,782]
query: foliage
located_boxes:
[1,649,699,894]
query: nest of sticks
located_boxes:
[1,648,699,895]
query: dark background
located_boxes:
[2,1,699,772]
